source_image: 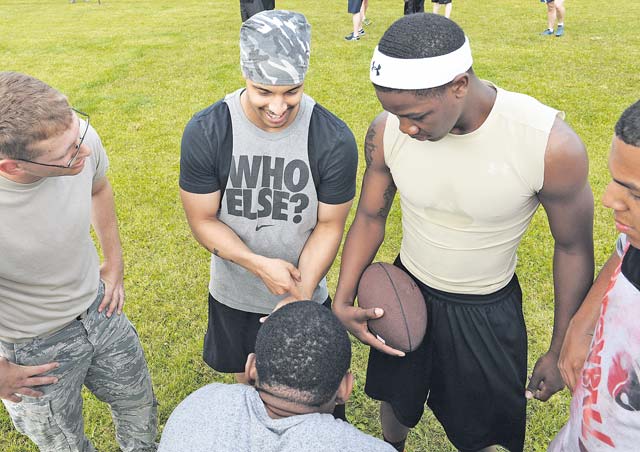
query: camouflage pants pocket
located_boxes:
[3,329,96,452]
[4,398,93,452]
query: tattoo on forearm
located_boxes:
[213,248,234,264]
[364,126,376,169]
[377,182,395,218]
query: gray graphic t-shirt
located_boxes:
[211,90,324,312]
[180,90,358,314]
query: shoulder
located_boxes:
[82,123,108,176]
[83,123,105,156]
[493,87,561,132]
[541,116,588,195]
[309,102,357,151]
[179,382,226,402]
[336,423,395,451]
[160,384,250,451]
[180,98,231,168]
[83,122,104,149]
[307,102,358,199]
[174,383,246,411]
[310,102,349,132]
[306,415,395,451]
[165,383,250,425]
[364,112,390,169]
[368,111,389,138]
[184,99,231,138]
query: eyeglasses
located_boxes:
[16,109,90,169]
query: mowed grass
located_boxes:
[1,0,639,451]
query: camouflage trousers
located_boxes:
[0,283,158,452]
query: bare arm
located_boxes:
[526,117,595,401]
[265,200,354,317]
[296,200,353,299]
[558,249,620,391]
[180,189,302,297]
[332,112,404,357]
[91,176,125,317]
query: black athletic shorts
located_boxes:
[204,293,332,373]
[348,0,364,14]
[432,0,452,4]
[365,257,527,452]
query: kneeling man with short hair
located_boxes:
[158,301,394,452]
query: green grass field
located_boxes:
[1,0,639,450]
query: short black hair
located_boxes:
[374,13,470,97]
[615,100,640,147]
[255,301,351,406]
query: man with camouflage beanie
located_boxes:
[179,9,357,407]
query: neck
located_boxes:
[0,170,41,184]
[257,387,335,420]
[450,77,497,135]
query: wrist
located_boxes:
[333,294,355,308]
[294,281,314,300]
[547,346,561,357]
[102,253,124,266]
[568,314,597,337]
[246,254,267,277]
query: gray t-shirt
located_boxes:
[158,383,395,452]
[211,90,324,313]
[0,122,107,342]
[180,90,358,314]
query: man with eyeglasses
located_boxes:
[0,72,157,451]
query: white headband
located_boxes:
[370,36,473,89]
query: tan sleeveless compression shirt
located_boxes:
[384,84,561,294]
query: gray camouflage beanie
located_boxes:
[240,10,311,86]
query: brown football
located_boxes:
[356,262,427,352]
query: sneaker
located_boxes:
[555,25,565,37]
[363,18,372,26]
[541,28,554,36]
[344,32,360,41]
[358,28,365,36]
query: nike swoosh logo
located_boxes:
[255,224,275,231]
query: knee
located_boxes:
[5,399,83,451]
[110,390,158,427]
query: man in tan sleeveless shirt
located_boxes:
[333,14,594,452]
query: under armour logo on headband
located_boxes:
[370,38,473,89]
[371,61,382,77]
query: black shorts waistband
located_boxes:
[394,257,520,306]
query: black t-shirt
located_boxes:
[179,97,358,205]
[622,244,640,292]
